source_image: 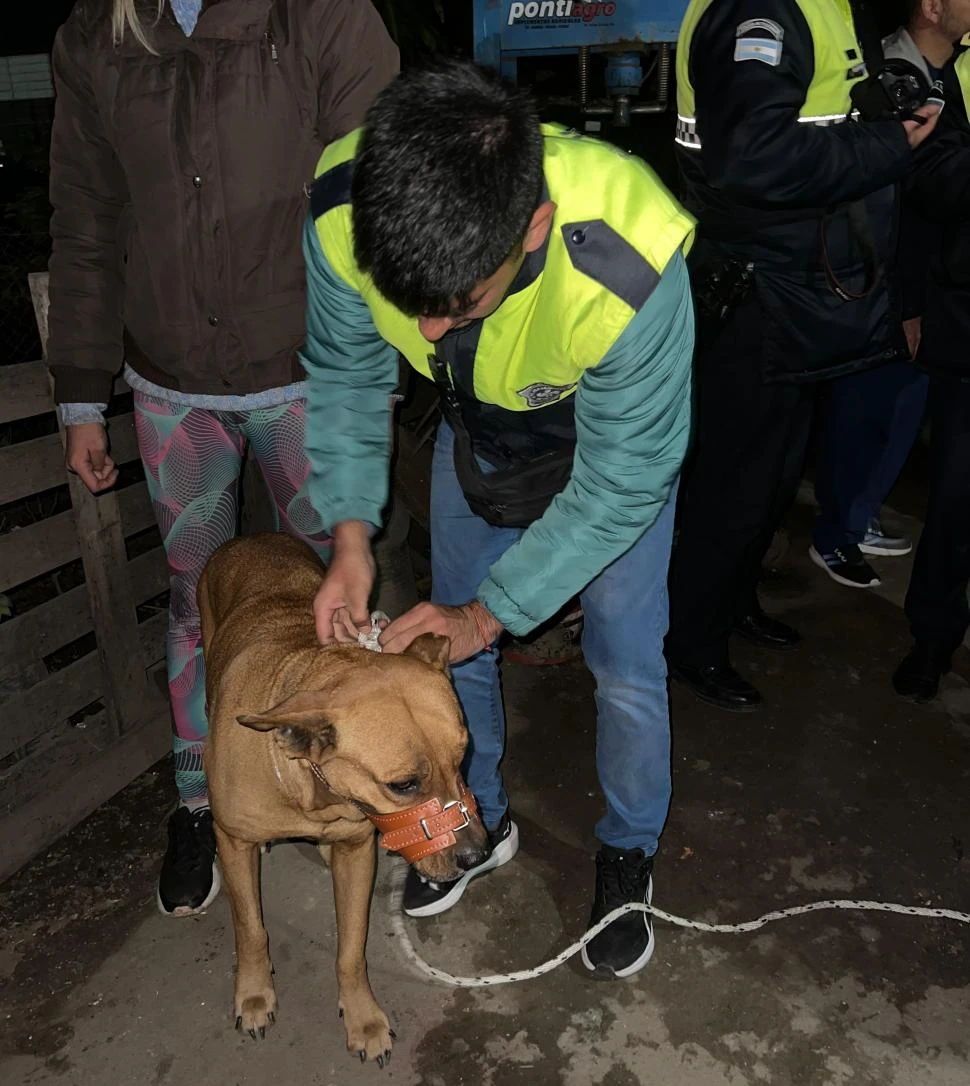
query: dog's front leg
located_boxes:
[214,825,277,1038]
[330,833,393,1064]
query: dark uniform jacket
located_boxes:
[912,47,970,376]
[677,0,913,381]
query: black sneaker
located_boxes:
[809,544,880,589]
[157,806,221,917]
[581,846,654,979]
[402,812,519,918]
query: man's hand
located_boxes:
[380,600,503,663]
[313,521,375,644]
[65,423,119,493]
[902,104,941,150]
[902,316,922,359]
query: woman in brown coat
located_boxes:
[47,0,397,915]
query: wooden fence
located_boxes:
[0,273,170,883]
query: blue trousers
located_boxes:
[814,361,927,553]
[430,424,677,855]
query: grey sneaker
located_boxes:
[859,519,912,558]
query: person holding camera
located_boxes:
[893,39,970,701]
[667,0,940,712]
[810,1,970,592]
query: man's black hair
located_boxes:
[351,60,545,318]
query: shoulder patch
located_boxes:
[516,382,577,408]
[735,37,783,66]
[560,220,660,312]
[736,18,784,40]
[310,160,353,221]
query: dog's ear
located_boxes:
[237,693,336,759]
[404,633,451,671]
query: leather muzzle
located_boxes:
[368,780,480,863]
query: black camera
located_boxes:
[850,59,932,123]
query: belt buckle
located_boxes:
[419,800,470,841]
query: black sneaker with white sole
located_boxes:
[402,811,518,918]
[157,806,221,916]
[581,846,654,979]
[809,544,880,589]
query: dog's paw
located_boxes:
[234,989,278,1041]
[340,999,394,1066]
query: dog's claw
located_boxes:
[384,1049,392,1064]
[377,1056,384,1069]
[389,1029,397,1040]
[249,1028,258,1041]
[359,1051,366,1063]
[235,1016,242,1031]
[258,1027,265,1040]
[338,1007,343,1019]
[268,1013,275,1025]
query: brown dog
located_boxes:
[198,533,489,1064]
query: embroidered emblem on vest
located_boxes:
[516,381,577,408]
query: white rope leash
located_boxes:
[387,866,970,988]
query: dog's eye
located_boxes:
[386,778,420,795]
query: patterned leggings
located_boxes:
[134,391,331,802]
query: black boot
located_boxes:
[733,611,801,650]
[669,660,762,712]
[892,644,952,703]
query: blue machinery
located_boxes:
[473,1,690,126]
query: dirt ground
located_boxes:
[1,493,968,1086]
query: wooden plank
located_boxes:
[0,432,64,506]
[0,582,92,674]
[118,482,156,537]
[107,411,139,465]
[128,546,169,603]
[0,508,78,594]
[30,272,153,740]
[28,271,50,355]
[0,653,102,762]
[0,361,52,425]
[0,706,170,884]
[0,413,139,518]
[138,610,168,668]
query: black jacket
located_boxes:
[678,0,913,381]
[911,49,970,377]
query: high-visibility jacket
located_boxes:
[311,123,694,460]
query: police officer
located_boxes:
[666,0,940,712]
[894,42,970,702]
[302,61,695,978]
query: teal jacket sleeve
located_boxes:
[477,251,694,636]
[299,215,400,532]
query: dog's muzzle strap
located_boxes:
[369,781,480,863]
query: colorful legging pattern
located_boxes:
[134,392,331,801]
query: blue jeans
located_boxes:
[814,361,928,554]
[430,424,676,855]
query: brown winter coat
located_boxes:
[47,0,398,403]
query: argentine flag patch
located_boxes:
[734,17,784,66]
[735,37,783,65]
